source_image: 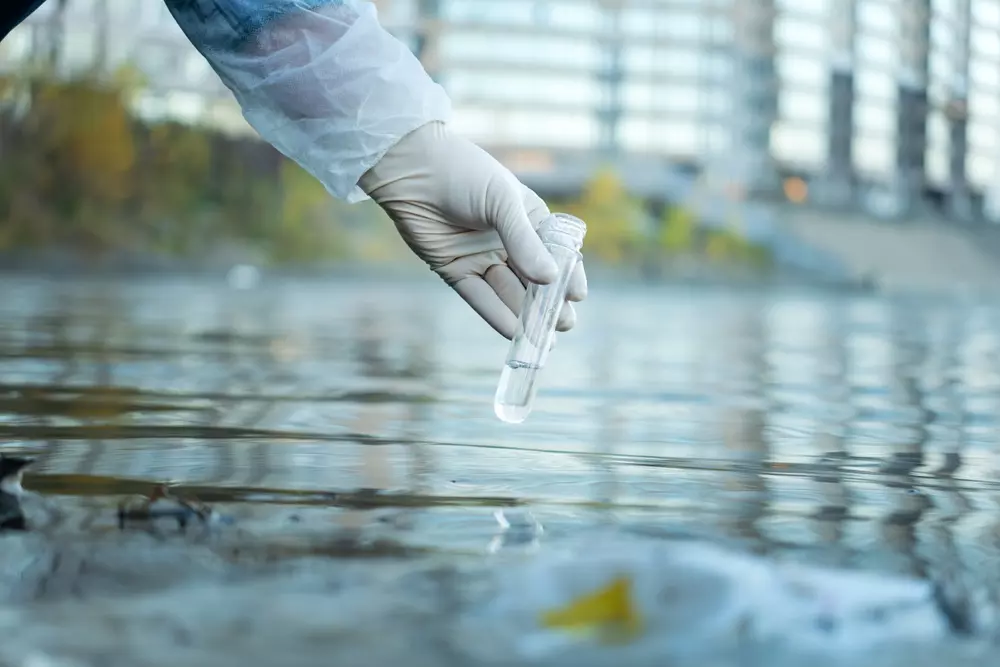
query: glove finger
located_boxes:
[451,276,518,340]
[555,301,577,332]
[521,184,552,228]
[567,261,588,302]
[484,264,527,315]
[488,176,559,285]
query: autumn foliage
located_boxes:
[553,167,770,271]
[0,71,768,271]
[0,71,395,264]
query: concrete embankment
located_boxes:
[775,208,1000,293]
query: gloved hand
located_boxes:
[359,121,588,340]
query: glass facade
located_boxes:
[0,0,997,216]
[425,0,1000,216]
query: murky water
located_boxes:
[2,274,1000,663]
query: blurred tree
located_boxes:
[269,159,349,263]
[704,228,735,262]
[279,158,328,229]
[209,138,281,253]
[141,123,211,217]
[321,197,410,264]
[29,76,135,254]
[703,222,772,270]
[1,68,617,267]
[659,204,697,254]
[564,168,643,263]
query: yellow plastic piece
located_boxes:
[539,575,644,644]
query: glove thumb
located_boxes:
[486,173,559,285]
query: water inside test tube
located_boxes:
[494,213,585,424]
[494,360,542,423]
[495,275,568,423]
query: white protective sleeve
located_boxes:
[163,0,453,202]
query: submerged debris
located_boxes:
[117,483,219,532]
[931,571,979,636]
[0,455,34,532]
[539,574,643,644]
[459,536,980,663]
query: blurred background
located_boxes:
[2,5,1000,654]
[1,0,998,285]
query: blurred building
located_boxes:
[1,0,998,220]
[407,0,1000,221]
[0,0,250,133]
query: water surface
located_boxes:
[2,274,1000,583]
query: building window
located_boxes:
[970,87,999,118]
[925,111,949,185]
[624,47,701,77]
[702,89,731,118]
[967,122,997,154]
[447,70,602,107]
[622,9,703,40]
[619,118,702,157]
[439,33,603,70]
[498,110,598,148]
[970,58,1000,90]
[855,69,897,101]
[854,100,896,135]
[928,50,955,91]
[622,82,701,115]
[165,91,206,124]
[134,92,168,122]
[546,2,602,30]
[971,25,1000,59]
[857,1,897,35]
[779,90,828,124]
[968,153,994,189]
[771,122,826,168]
[972,0,1000,28]
[777,0,828,15]
[441,0,534,24]
[774,16,828,52]
[0,28,32,62]
[933,0,959,21]
[855,33,898,70]
[62,29,96,71]
[776,53,827,89]
[184,53,212,84]
[451,106,500,141]
[853,135,895,180]
[925,147,949,187]
[704,124,731,153]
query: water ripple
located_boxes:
[2,276,1000,589]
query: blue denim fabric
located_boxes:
[164,0,343,51]
[0,0,47,43]
[1,1,345,50]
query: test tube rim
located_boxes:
[547,212,588,237]
[538,213,587,252]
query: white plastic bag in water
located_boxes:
[458,536,958,665]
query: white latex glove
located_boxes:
[165,1,586,338]
[359,121,588,339]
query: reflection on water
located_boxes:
[2,275,1000,581]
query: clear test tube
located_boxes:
[494,213,587,423]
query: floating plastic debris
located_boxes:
[539,574,643,645]
[459,535,974,664]
[488,509,544,554]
